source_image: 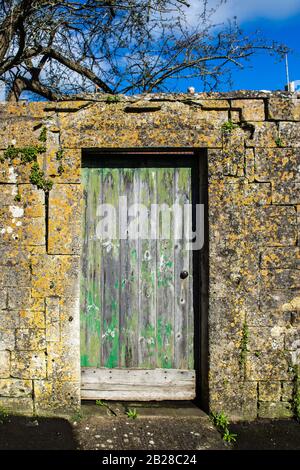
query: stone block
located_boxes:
[0,397,33,415]
[22,217,45,246]
[260,290,300,314]
[268,97,300,121]
[245,206,297,246]
[0,264,31,288]
[0,351,10,378]
[261,269,299,290]
[210,381,258,421]
[243,182,271,206]
[207,149,245,177]
[11,351,46,379]
[45,148,81,183]
[19,310,45,329]
[272,182,300,205]
[258,381,281,401]
[0,378,32,397]
[0,184,18,207]
[255,148,299,183]
[285,327,300,351]
[0,289,7,309]
[245,149,255,182]
[231,99,265,121]
[246,352,291,381]
[34,380,80,415]
[31,255,80,298]
[282,381,294,401]
[279,122,300,147]
[0,310,19,329]
[260,247,299,269]
[48,184,82,255]
[258,401,293,418]
[195,99,230,109]
[15,329,46,351]
[46,297,60,342]
[46,343,80,382]
[248,326,284,351]
[0,329,15,351]
[18,185,45,218]
[247,122,278,147]
[7,288,32,310]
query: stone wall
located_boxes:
[0,91,299,419]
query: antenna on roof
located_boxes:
[285,54,290,91]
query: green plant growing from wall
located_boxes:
[56,149,65,175]
[210,411,237,443]
[275,137,284,148]
[106,95,121,104]
[30,162,53,192]
[221,120,238,135]
[292,365,300,422]
[14,192,21,202]
[0,406,8,424]
[1,126,53,193]
[239,321,249,368]
[38,126,47,143]
[2,144,46,164]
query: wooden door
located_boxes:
[80,161,196,400]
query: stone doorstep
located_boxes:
[80,401,207,419]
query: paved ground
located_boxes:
[0,402,299,450]
[231,419,300,450]
[0,416,76,450]
[73,402,227,450]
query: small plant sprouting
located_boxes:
[210,411,237,444]
[292,365,300,421]
[0,405,8,424]
[14,192,21,202]
[275,137,284,148]
[126,408,138,419]
[106,95,121,104]
[3,145,46,164]
[223,428,238,443]
[210,411,229,431]
[239,321,249,367]
[221,120,238,135]
[71,411,83,423]
[39,126,47,143]
[30,162,53,192]
[56,149,65,175]
[96,399,106,407]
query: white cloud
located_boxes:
[185,0,300,24]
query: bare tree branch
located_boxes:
[0,0,288,100]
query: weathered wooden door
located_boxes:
[80,158,196,400]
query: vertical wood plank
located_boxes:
[156,168,175,368]
[101,168,120,368]
[138,168,157,367]
[81,160,195,376]
[119,169,139,367]
[174,168,192,369]
[80,168,102,367]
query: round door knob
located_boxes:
[180,270,189,280]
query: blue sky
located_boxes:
[188,0,300,92]
[223,11,300,91]
[1,0,299,99]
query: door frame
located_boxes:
[81,148,208,409]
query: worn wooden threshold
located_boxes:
[81,367,196,401]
